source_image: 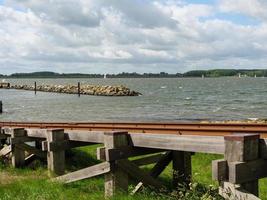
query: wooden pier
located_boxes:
[0,124,267,199]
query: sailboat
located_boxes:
[104,74,107,79]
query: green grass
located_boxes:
[0,145,266,200]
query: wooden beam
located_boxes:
[0,145,11,157]
[9,137,35,145]
[46,129,65,176]
[104,132,129,197]
[16,143,46,158]
[25,154,37,165]
[131,153,164,166]
[228,159,267,184]
[219,182,260,200]
[98,146,163,161]
[260,139,267,159]
[212,159,227,182]
[117,159,165,190]
[129,133,224,154]
[223,134,260,197]
[131,151,171,194]
[11,128,26,168]
[54,162,110,183]
[173,151,192,189]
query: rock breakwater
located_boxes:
[10,84,141,96]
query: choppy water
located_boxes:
[0,77,267,122]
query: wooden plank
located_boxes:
[102,146,163,161]
[54,162,110,183]
[104,132,129,197]
[25,154,37,165]
[25,129,104,143]
[212,159,227,182]
[42,140,93,151]
[0,145,11,156]
[131,151,172,194]
[228,159,267,184]
[46,129,65,176]
[173,151,192,188]
[117,159,165,190]
[129,133,224,154]
[11,128,26,167]
[24,129,225,155]
[131,153,164,166]
[9,137,35,145]
[219,182,260,200]
[16,143,46,158]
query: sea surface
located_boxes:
[0,77,267,122]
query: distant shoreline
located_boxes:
[1,69,267,79]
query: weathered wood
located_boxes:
[42,140,69,151]
[16,143,46,158]
[104,132,129,197]
[22,129,226,155]
[117,159,165,190]
[219,182,260,200]
[260,139,267,159]
[9,137,35,145]
[131,151,172,194]
[225,134,259,162]
[54,162,110,183]
[46,129,65,176]
[0,101,2,113]
[0,145,11,156]
[131,153,164,166]
[212,159,227,181]
[11,128,26,167]
[129,133,224,154]
[25,129,104,143]
[228,159,267,184]
[99,146,163,161]
[25,154,37,165]
[223,134,260,197]
[173,151,192,189]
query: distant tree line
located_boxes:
[183,69,267,77]
[0,69,267,78]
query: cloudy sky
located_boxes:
[1,0,267,74]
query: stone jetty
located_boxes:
[9,84,141,96]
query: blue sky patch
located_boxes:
[200,12,261,26]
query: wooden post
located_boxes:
[0,101,2,113]
[78,82,80,97]
[46,129,65,176]
[172,151,192,189]
[223,134,260,197]
[104,132,129,197]
[34,82,37,95]
[11,128,26,168]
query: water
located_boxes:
[0,77,267,122]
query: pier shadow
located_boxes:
[65,145,101,171]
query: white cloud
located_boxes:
[219,0,267,20]
[0,0,267,74]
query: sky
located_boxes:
[1,0,267,74]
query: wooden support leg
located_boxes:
[131,151,172,194]
[172,151,192,189]
[11,128,26,168]
[104,132,129,198]
[46,129,65,176]
[222,134,260,198]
